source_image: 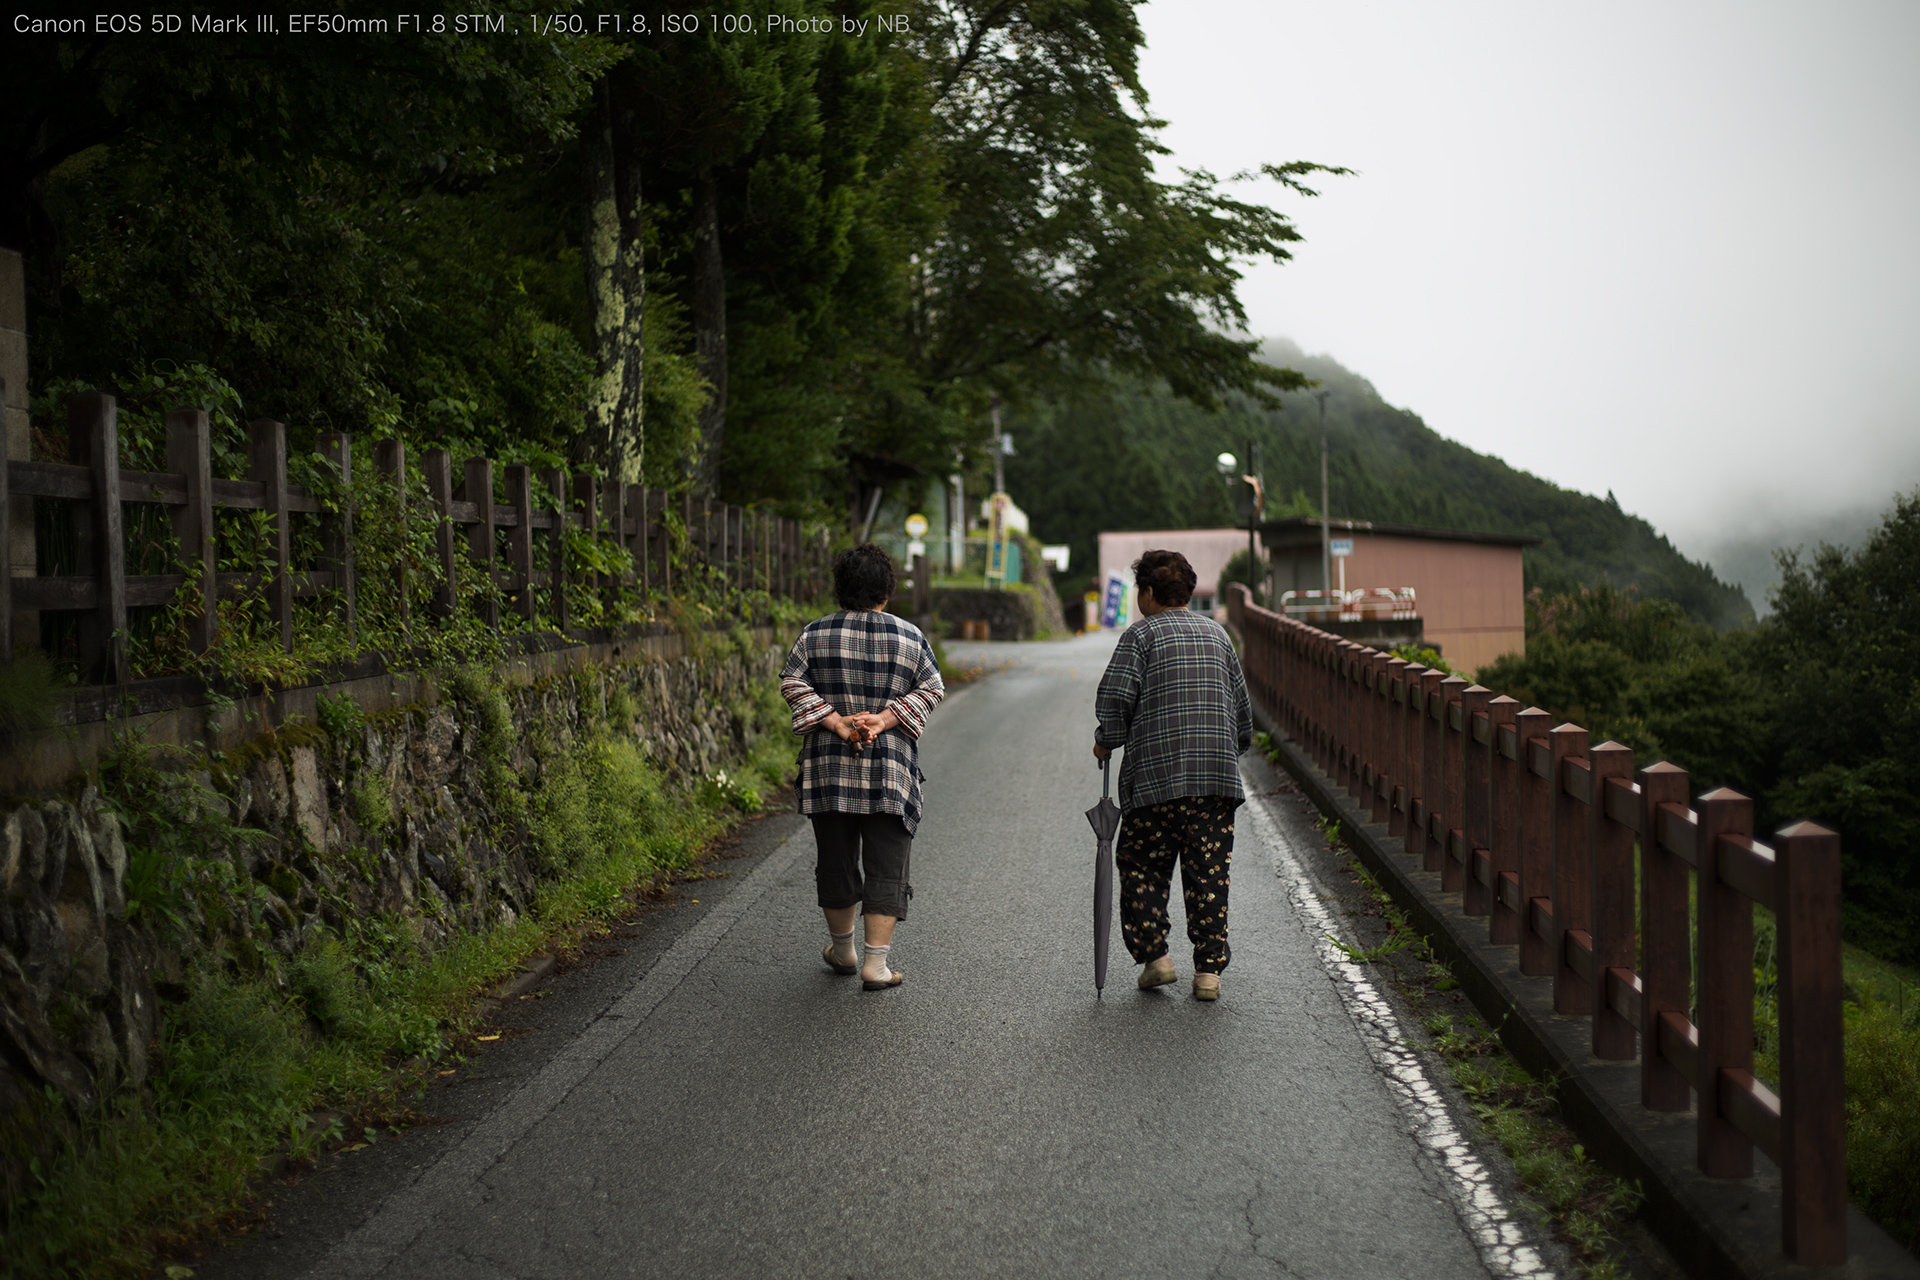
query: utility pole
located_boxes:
[1246,435,1258,606]
[1316,390,1331,608]
[991,401,1005,496]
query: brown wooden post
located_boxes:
[374,440,408,630]
[1550,723,1592,1015]
[1437,675,1469,892]
[625,483,646,599]
[1395,663,1423,844]
[68,394,131,680]
[600,478,623,617]
[545,469,570,633]
[422,450,457,621]
[1341,643,1362,795]
[0,385,9,663]
[1516,707,1556,977]
[316,432,354,641]
[1368,653,1391,824]
[464,458,497,631]
[505,464,536,626]
[247,418,292,654]
[572,474,598,613]
[1385,658,1411,837]
[1639,761,1693,1111]
[1420,670,1448,872]
[650,489,670,592]
[1773,821,1846,1265]
[1696,787,1755,1179]
[1487,696,1522,944]
[1461,684,1494,914]
[1589,740,1637,1060]
[166,408,217,654]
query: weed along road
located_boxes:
[269,633,1546,1280]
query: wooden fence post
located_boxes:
[649,489,670,592]
[1437,675,1468,892]
[1639,761,1693,1111]
[625,483,646,598]
[1773,820,1846,1264]
[1550,723,1592,1015]
[1696,787,1756,1179]
[247,418,293,654]
[1517,706,1556,977]
[0,380,9,663]
[1589,740,1637,1060]
[1461,684,1493,914]
[1487,696,1522,944]
[166,409,216,654]
[505,464,535,626]
[67,394,128,680]
[422,450,457,621]
[1369,653,1392,825]
[317,432,354,642]
[1386,658,1410,837]
[374,441,407,631]
[1416,670,1442,871]
[573,474,598,612]
[464,458,497,631]
[545,469,570,633]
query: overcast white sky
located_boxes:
[1136,0,1920,562]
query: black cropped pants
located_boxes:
[810,812,913,919]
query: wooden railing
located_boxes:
[1,387,828,681]
[1228,584,1846,1266]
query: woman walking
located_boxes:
[781,543,944,990]
[1093,549,1253,1001]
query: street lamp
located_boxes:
[1216,452,1236,476]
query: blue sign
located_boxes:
[1100,573,1130,629]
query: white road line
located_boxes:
[1242,778,1557,1280]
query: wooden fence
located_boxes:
[0,387,829,682]
[1227,584,1846,1266]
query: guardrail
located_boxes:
[1276,586,1417,622]
[1228,584,1845,1266]
[1,386,828,681]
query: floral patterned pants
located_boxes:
[1116,795,1237,975]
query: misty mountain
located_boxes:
[1694,506,1889,618]
[1003,338,1754,628]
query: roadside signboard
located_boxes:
[1330,538,1354,558]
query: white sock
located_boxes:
[828,929,856,966]
[863,942,892,977]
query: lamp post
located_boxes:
[1218,447,1262,607]
[1315,390,1331,611]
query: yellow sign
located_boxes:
[904,513,929,537]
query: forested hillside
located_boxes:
[1006,338,1753,628]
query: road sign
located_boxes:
[1330,538,1353,558]
[905,513,929,537]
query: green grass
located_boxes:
[0,675,799,1278]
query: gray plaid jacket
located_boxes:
[1094,609,1252,812]
[781,610,944,833]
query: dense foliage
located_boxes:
[1477,491,1920,966]
[1004,339,1753,627]
[9,1,1337,524]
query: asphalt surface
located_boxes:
[201,632,1542,1280]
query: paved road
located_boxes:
[298,633,1527,1280]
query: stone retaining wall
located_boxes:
[0,629,790,1206]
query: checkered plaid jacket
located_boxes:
[1094,608,1252,812]
[781,610,945,833]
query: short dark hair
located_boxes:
[834,542,896,610]
[1133,549,1196,608]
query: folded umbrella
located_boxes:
[1085,756,1122,995]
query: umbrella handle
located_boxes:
[1101,755,1110,801]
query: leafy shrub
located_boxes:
[1843,994,1920,1249]
[0,650,59,736]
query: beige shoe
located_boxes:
[1192,973,1221,1002]
[1138,957,1178,990]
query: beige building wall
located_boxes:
[1339,532,1525,674]
[1,248,34,653]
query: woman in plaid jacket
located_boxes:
[780,543,944,990]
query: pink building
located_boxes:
[1096,528,1258,618]
[1259,517,1536,674]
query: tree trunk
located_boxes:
[692,169,727,496]
[582,80,646,480]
